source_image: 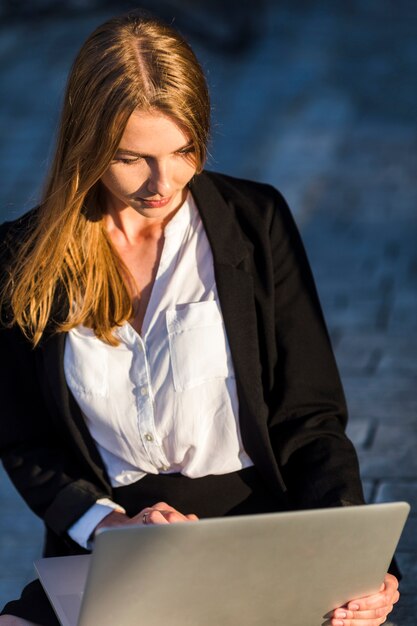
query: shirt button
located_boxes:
[159,465,170,472]
[140,386,148,396]
[145,433,154,442]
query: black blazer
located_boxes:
[0,170,364,556]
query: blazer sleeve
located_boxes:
[264,189,365,509]
[0,220,110,539]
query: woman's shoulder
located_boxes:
[193,170,294,235]
[0,207,40,258]
[200,170,288,209]
[0,206,39,238]
[193,171,304,252]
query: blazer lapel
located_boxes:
[190,173,286,490]
[39,331,111,491]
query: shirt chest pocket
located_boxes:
[64,335,109,398]
[166,301,233,392]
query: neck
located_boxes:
[102,190,188,245]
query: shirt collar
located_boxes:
[163,190,196,238]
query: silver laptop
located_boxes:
[35,502,409,626]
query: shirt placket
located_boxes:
[122,326,170,472]
[131,202,191,473]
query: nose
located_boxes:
[146,159,173,197]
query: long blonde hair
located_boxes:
[1,11,210,346]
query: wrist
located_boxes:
[94,509,128,536]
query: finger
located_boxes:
[331,616,390,626]
[346,574,399,610]
[382,573,399,595]
[159,509,192,523]
[130,508,169,525]
[147,505,189,523]
[350,594,393,610]
[147,509,174,524]
[133,504,198,525]
[333,604,394,621]
[145,509,171,525]
[150,502,198,522]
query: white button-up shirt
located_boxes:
[65,193,253,547]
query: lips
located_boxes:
[138,196,172,208]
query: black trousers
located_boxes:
[1,467,286,625]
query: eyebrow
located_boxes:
[115,141,194,158]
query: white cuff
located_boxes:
[67,499,126,550]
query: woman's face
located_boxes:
[100,110,198,220]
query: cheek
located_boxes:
[177,161,197,185]
[101,168,144,196]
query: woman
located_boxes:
[0,10,399,626]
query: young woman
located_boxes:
[0,11,399,626]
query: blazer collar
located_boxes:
[189,172,250,268]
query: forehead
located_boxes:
[118,110,190,154]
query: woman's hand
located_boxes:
[331,573,399,625]
[133,501,199,525]
[94,501,198,536]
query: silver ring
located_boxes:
[142,511,150,525]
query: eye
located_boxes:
[113,155,142,165]
[115,158,139,165]
[177,146,196,156]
